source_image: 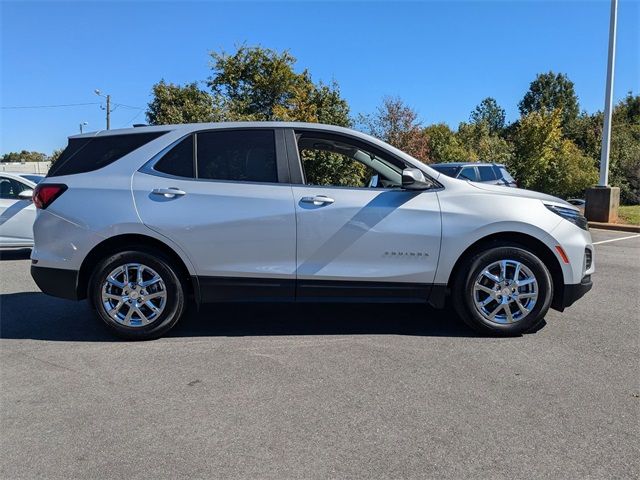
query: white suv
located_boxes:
[31,122,594,339]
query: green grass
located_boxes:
[618,205,640,225]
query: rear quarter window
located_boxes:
[48,131,167,177]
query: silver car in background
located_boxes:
[30,123,593,339]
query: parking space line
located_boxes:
[593,234,640,245]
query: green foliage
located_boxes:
[1,150,48,163]
[301,150,369,188]
[519,71,579,133]
[510,109,597,198]
[608,94,640,204]
[423,124,471,163]
[206,46,351,126]
[146,80,218,125]
[470,97,506,135]
[457,121,513,164]
[49,148,64,165]
[358,96,430,162]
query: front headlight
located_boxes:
[545,204,589,231]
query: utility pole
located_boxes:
[585,0,620,223]
[79,122,88,134]
[598,0,617,187]
[94,89,112,130]
[106,94,111,130]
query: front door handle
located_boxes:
[151,187,187,198]
[301,195,335,206]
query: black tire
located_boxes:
[89,249,186,340]
[452,243,552,336]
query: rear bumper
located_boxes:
[557,275,593,310]
[31,265,80,300]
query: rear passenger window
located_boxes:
[478,166,497,181]
[196,130,277,183]
[154,136,194,178]
[48,131,167,177]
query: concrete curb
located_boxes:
[588,222,640,233]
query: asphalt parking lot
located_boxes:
[1,229,639,479]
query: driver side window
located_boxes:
[296,131,404,189]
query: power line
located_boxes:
[1,102,101,109]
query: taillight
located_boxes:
[33,184,67,209]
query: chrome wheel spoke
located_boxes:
[107,276,125,288]
[136,265,144,285]
[504,305,514,323]
[140,275,161,288]
[482,270,501,284]
[476,284,494,295]
[144,291,164,301]
[517,277,535,287]
[488,304,503,320]
[516,300,530,315]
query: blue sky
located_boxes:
[1,0,638,154]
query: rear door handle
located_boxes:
[301,195,335,206]
[151,187,187,198]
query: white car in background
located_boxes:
[0,172,43,247]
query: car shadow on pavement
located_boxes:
[0,292,483,342]
[0,249,31,261]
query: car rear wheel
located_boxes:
[452,244,553,335]
[89,250,186,340]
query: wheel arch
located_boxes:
[76,233,198,303]
[445,231,565,311]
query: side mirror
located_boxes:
[18,189,34,200]
[402,168,430,190]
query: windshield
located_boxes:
[20,174,44,184]
[430,165,461,178]
[499,167,515,183]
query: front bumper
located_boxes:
[31,265,80,300]
[557,275,593,310]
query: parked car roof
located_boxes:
[430,162,506,168]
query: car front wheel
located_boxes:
[452,244,553,335]
[89,250,186,340]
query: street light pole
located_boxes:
[585,0,620,223]
[79,121,88,134]
[599,0,618,187]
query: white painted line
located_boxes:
[593,234,640,245]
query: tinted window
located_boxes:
[154,136,194,178]
[48,131,167,177]
[459,167,479,181]
[478,166,497,181]
[196,130,277,183]
[431,165,461,178]
[0,177,30,199]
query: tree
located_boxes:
[1,151,48,163]
[609,93,640,204]
[510,109,597,198]
[423,124,471,163]
[519,72,579,132]
[146,80,218,125]
[206,46,352,126]
[470,97,506,135]
[358,97,430,162]
[457,121,512,164]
